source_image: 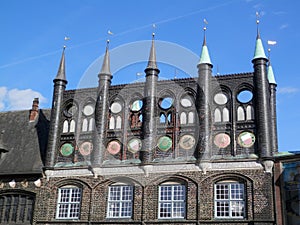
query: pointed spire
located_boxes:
[198,23,212,66]
[146,33,158,70]
[100,40,111,75]
[267,49,277,84]
[253,13,267,60]
[55,46,67,81]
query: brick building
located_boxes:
[0,23,284,225]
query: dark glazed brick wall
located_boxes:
[31,168,275,224]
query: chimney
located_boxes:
[29,98,39,122]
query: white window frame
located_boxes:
[214,182,245,219]
[56,187,82,219]
[106,185,133,218]
[158,184,186,219]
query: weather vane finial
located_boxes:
[256,12,260,25]
[63,36,70,49]
[106,29,114,47]
[203,18,208,31]
[267,40,277,59]
[152,24,156,39]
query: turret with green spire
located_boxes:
[268,48,278,153]
[252,15,273,163]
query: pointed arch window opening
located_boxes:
[160,113,166,124]
[69,120,76,133]
[63,120,69,133]
[129,99,143,129]
[237,105,254,121]
[62,119,76,133]
[82,118,88,132]
[237,106,245,121]
[214,107,230,123]
[89,118,95,131]
[108,115,122,130]
[246,105,254,121]
[180,112,187,124]
[108,100,124,130]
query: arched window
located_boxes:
[88,118,94,131]
[223,108,229,122]
[246,105,253,120]
[167,113,172,124]
[116,116,122,129]
[82,119,88,132]
[69,120,76,133]
[188,112,194,124]
[214,108,222,122]
[158,182,186,219]
[237,107,245,121]
[63,120,69,133]
[214,180,245,218]
[56,186,82,219]
[109,117,115,130]
[180,112,187,124]
[107,184,133,218]
[0,192,35,224]
[160,114,166,123]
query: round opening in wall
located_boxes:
[131,100,143,111]
[111,102,122,113]
[180,96,193,108]
[214,93,228,105]
[83,104,94,116]
[237,90,253,103]
[159,97,173,109]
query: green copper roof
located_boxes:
[267,63,277,84]
[198,45,212,65]
[253,38,267,60]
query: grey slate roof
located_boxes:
[0,109,50,176]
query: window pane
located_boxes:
[173,202,185,218]
[121,202,132,217]
[216,184,229,200]
[231,201,244,217]
[231,183,244,199]
[216,201,229,217]
[159,202,171,218]
[160,186,172,201]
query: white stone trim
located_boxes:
[44,161,264,179]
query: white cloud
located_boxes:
[0,87,47,111]
[0,87,8,110]
[279,24,289,30]
[278,87,299,94]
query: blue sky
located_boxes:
[0,0,300,152]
